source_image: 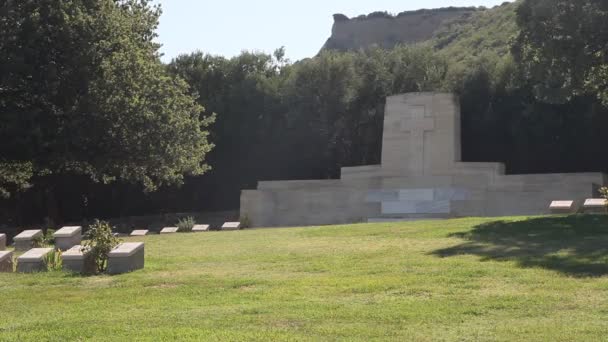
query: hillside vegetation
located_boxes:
[323,1,520,64]
[433,2,519,68]
[323,7,478,51]
[2,216,608,340]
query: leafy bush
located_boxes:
[44,249,62,271]
[32,227,56,247]
[42,229,55,245]
[600,188,608,202]
[176,216,196,233]
[32,235,44,248]
[83,220,121,274]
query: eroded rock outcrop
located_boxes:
[322,7,479,51]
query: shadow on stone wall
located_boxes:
[433,215,608,277]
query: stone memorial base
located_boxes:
[221,222,241,231]
[549,201,576,215]
[14,230,43,252]
[0,251,13,272]
[107,242,145,275]
[160,227,178,234]
[0,233,6,250]
[582,199,607,214]
[130,230,149,236]
[17,248,53,273]
[54,226,82,251]
[192,225,210,232]
[62,245,96,274]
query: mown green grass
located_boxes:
[2,215,608,341]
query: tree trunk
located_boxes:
[45,184,62,227]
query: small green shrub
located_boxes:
[600,187,608,201]
[32,228,56,247]
[84,220,121,274]
[176,216,196,233]
[44,249,63,271]
[32,235,44,248]
[43,229,55,245]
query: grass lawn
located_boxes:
[2,215,608,341]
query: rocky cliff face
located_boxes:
[322,8,480,51]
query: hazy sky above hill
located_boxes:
[154,0,514,62]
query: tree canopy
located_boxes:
[0,0,214,198]
[513,0,608,105]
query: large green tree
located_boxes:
[0,0,214,200]
[513,0,608,105]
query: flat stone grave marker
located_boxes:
[62,245,95,274]
[14,230,43,251]
[221,222,241,231]
[549,200,575,214]
[53,226,82,251]
[107,242,145,275]
[17,248,53,273]
[0,233,6,250]
[160,227,178,234]
[130,230,149,237]
[583,198,607,213]
[0,250,13,272]
[192,225,210,233]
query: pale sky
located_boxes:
[154,0,514,63]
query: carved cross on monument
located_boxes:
[400,107,435,174]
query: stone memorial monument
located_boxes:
[192,225,210,232]
[221,222,241,231]
[582,199,607,213]
[0,251,13,272]
[17,248,53,273]
[0,233,6,251]
[160,227,178,234]
[549,201,576,214]
[107,242,145,275]
[53,226,82,251]
[14,230,43,251]
[241,93,607,227]
[62,245,96,274]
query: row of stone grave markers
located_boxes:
[0,226,144,275]
[130,221,241,236]
[0,221,243,274]
[549,198,608,214]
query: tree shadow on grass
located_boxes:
[433,215,608,277]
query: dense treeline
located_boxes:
[0,0,214,225]
[1,0,607,225]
